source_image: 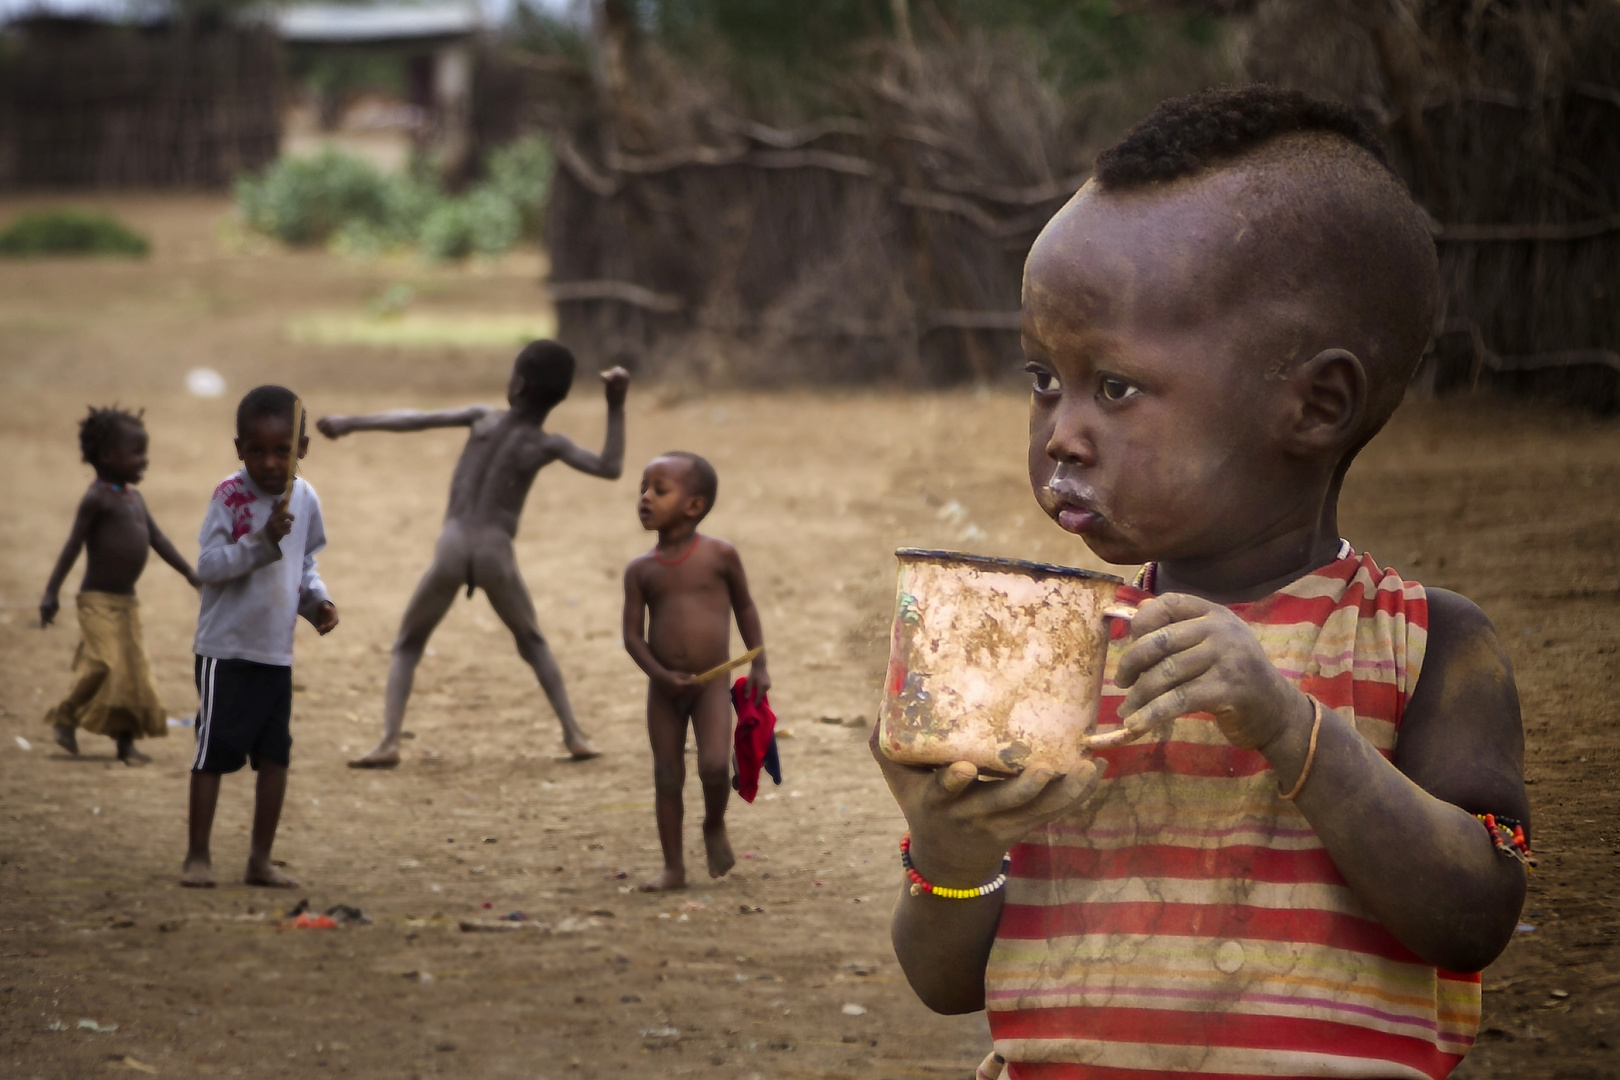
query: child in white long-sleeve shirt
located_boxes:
[182,385,339,889]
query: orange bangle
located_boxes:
[1279,696,1322,801]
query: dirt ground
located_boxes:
[1,195,1616,1080]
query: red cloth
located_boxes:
[731,677,777,803]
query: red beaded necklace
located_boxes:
[1133,539,1353,595]
[654,535,701,566]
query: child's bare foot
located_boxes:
[180,857,215,888]
[244,858,300,888]
[347,745,400,769]
[116,734,150,765]
[52,724,78,755]
[565,735,602,761]
[639,867,686,892]
[703,822,735,879]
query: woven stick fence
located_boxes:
[0,22,282,189]
[1244,0,1620,409]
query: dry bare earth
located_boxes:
[0,196,1616,1080]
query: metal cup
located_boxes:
[877,548,1137,776]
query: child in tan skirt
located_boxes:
[40,407,201,763]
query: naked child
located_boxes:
[316,341,629,767]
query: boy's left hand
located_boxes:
[601,367,631,407]
[1113,593,1307,752]
[311,601,339,636]
[743,660,770,704]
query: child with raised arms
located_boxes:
[40,406,201,764]
[875,86,1530,1079]
[184,386,338,888]
[317,341,629,767]
[623,452,768,892]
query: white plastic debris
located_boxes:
[185,368,226,398]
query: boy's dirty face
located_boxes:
[1022,179,1298,567]
[638,458,703,531]
[236,415,307,494]
[98,424,149,486]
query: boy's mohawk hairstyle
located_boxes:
[79,405,144,466]
[1094,85,1390,189]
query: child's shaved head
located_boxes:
[1079,85,1439,448]
[661,451,717,519]
[512,340,576,410]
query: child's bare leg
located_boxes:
[350,556,459,768]
[483,553,599,758]
[640,689,689,891]
[46,657,108,755]
[182,771,221,887]
[691,680,736,879]
[244,758,298,887]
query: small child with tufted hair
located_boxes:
[877,86,1531,1080]
[40,406,201,764]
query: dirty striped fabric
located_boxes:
[984,551,1479,1079]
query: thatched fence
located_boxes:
[1245,0,1620,409]
[482,8,1221,384]
[0,22,282,188]
[483,1,1618,408]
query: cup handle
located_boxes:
[1082,603,1141,750]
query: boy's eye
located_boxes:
[1098,376,1139,402]
[1025,366,1061,395]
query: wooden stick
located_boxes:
[284,397,304,501]
[693,646,763,684]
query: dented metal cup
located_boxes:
[878,549,1137,776]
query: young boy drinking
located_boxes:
[316,342,629,767]
[875,86,1531,1079]
[40,407,202,764]
[184,386,339,888]
[623,452,769,891]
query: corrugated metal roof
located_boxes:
[276,3,479,42]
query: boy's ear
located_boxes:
[234,436,245,462]
[297,434,310,460]
[1285,348,1367,455]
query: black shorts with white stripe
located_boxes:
[192,655,293,774]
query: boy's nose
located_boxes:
[1045,402,1098,466]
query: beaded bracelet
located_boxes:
[900,833,1011,899]
[1476,813,1536,869]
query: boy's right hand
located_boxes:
[601,367,631,407]
[315,416,349,439]
[655,670,700,699]
[263,498,294,543]
[39,592,59,627]
[871,729,1103,886]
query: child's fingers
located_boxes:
[1124,592,1217,640]
[1119,672,1223,736]
[990,760,1102,827]
[1114,618,1216,688]
[935,760,979,797]
[1117,640,1219,719]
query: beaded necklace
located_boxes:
[1132,538,1353,595]
[654,534,701,567]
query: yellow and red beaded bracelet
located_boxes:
[1477,813,1536,869]
[900,833,1011,899]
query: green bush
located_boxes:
[484,136,553,235]
[235,139,551,260]
[0,210,150,257]
[235,149,411,246]
[418,189,523,260]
